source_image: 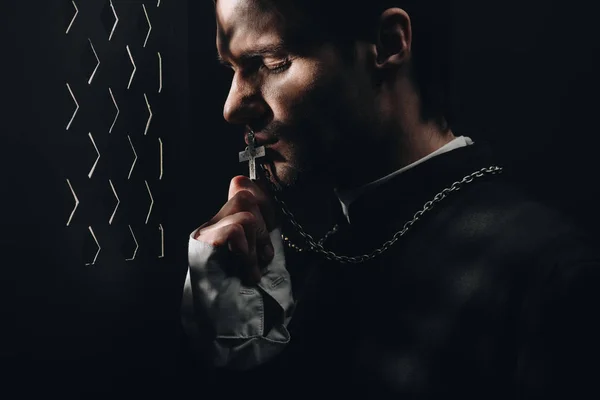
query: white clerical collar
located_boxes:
[335,136,474,223]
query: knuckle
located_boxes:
[197,223,244,247]
[232,189,256,208]
[229,176,252,197]
[230,175,251,187]
[228,223,245,238]
[255,222,269,238]
[196,230,223,247]
[237,211,257,226]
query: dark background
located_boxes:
[1,0,599,397]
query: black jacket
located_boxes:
[192,143,600,399]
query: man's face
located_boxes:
[215,0,373,190]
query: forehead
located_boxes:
[215,0,284,56]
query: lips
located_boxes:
[244,131,276,147]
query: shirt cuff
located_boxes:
[181,226,295,369]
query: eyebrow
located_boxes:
[217,42,287,65]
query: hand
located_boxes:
[195,175,278,285]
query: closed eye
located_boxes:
[217,53,292,76]
[263,60,291,74]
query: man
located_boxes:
[180,0,600,398]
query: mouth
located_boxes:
[245,137,285,163]
[244,131,276,147]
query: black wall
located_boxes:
[3,0,190,396]
[2,0,600,398]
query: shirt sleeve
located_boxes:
[180,227,295,371]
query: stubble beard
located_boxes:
[259,136,337,208]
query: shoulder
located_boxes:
[440,176,599,267]
[450,177,580,235]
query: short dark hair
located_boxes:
[216,0,456,131]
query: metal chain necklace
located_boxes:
[243,130,503,264]
[260,162,503,264]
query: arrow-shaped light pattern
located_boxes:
[144,93,153,135]
[127,135,137,179]
[145,180,154,224]
[109,0,119,41]
[126,45,136,89]
[66,179,79,226]
[158,52,163,93]
[142,4,152,48]
[125,225,139,261]
[109,87,119,133]
[109,179,120,225]
[87,38,101,85]
[158,137,163,180]
[66,1,78,35]
[88,132,100,178]
[66,83,79,130]
[159,224,165,258]
[85,226,101,266]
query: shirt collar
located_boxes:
[335,136,474,223]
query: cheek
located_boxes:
[263,62,326,117]
[263,62,351,164]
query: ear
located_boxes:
[374,8,412,70]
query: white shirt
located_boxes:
[181,136,474,369]
[181,227,293,370]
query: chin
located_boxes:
[258,161,295,190]
[273,163,297,188]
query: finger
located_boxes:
[220,224,260,285]
[211,189,258,224]
[198,213,262,283]
[226,220,261,285]
[210,190,275,264]
[228,175,278,232]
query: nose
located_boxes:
[223,72,267,125]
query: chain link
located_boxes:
[260,162,502,264]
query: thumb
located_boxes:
[228,175,280,232]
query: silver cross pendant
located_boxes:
[238,130,266,180]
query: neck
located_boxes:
[332,70,458,192]
[334,121,456,193]
[271,177,341,237]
